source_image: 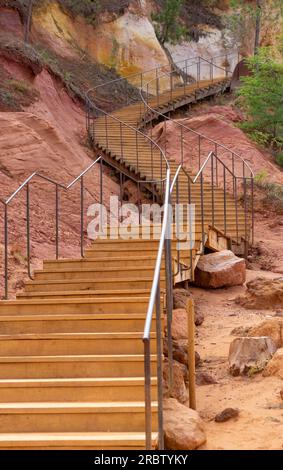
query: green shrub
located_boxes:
[276,152,283,167]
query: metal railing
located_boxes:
[0,155,168,299]
[143,167,171,451]
[84,52,255,449]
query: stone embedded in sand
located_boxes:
[173,288,192,309]
[235,277,283,310]
[263,348,283,379]
[248,319,283,349]
[196,371,218,386]
[172,289,204,326]
[214,408,239,423]
[228,337,277,376]
[280,388,283,400]
[171,309,188,340]
[163,338,201,368]
[163,360,189,404]
[163,398,206,450]
[194,250,246,289]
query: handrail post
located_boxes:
[26,183,32,279]
[4,205,8,299]
[155,279,164,450]
[143,338,152,450]
[165,234,173,395]
[136,130,139,174]
[180,126,184,166]
[119,122,124,163]
[211,154,215,227]
[244,177,248,255]
[80,176,84,258]
[223,166,227,235]
[105,114,109,148]
[251,176,254,245]
[55,184,59,260]
[200,173,205,251]
[235,177,239,244]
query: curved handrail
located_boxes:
[85,50,240,96]
[140,66,254,179]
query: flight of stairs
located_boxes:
[0,78,251,449]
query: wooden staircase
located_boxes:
[0,76,252,449]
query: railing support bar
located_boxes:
[155,279,164,450]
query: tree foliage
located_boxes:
[228,0,283,54]
[152,0,187,45]
[238,48,283,153]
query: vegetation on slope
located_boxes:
[0,33,139,112]
[0,63,39,111]
[153,0,222,45]
[237,48,283,167]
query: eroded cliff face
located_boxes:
[31,0,170,87]
[28,0,282,87]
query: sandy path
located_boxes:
[192,270,283,450]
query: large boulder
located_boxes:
[163,398,206,450]
[235,277,283,310]
[194,250,246,289]
[228,336,277,376]
[263,348,283,379]
[248,319,283,349]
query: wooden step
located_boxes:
[0,401,158,433]
[0,332,156,356]
[0,354,157,379]
[23,278,166,293]
[17,288,152,299]
[0,432,158,450]
[33,266,164,281]
[0,313,158,334]
[0,377,157,403]
[0,297,155,315]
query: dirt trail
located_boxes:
[193,268,283,450]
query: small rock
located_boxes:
[163,339,201,368]
[230,326,251,336]
[171,309,188,340]
[280,388,283,400]
[228,336,277,376]
[173,288,192,310]
[163,360,189,404]
[263,348,283,379]
[194,250,246,289]
[195,307,204,326]
[163,398,206,450]
[172,289,204,326]
[215,408,239,423]
[274,310,283,318]
[196,372,218,386]
[248,319,283,348]
[12,279,25,290]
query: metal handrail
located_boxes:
[0,158,102,206]
[140,66,254,179]
[142,167,171,451]
[85,50,239,96]
[1,154,168,300]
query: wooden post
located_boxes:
[187,298,196,410]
